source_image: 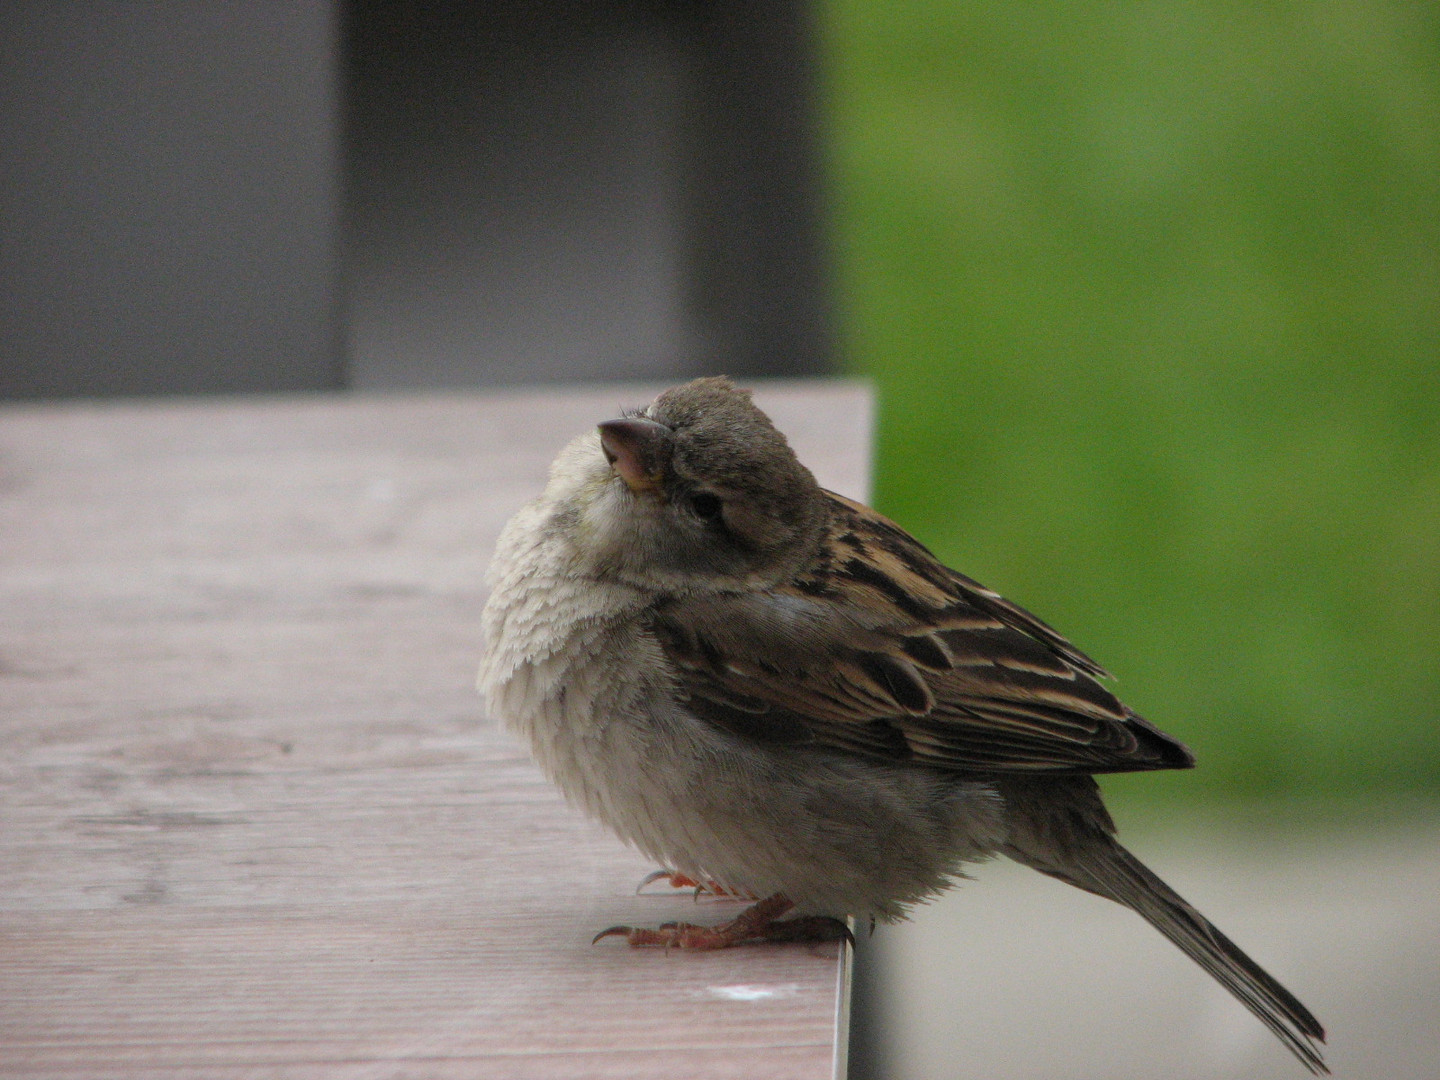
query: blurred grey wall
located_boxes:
[0,0,831,399]
[345,0,833,388]
[0,1,343,398]
[345,1,686,388]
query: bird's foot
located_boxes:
[595,894,853,949]
[636,869,755,900]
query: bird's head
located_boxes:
[542,377,827,593]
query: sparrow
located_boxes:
[478,377,1327,1074]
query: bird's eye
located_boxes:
[688,492,723,521]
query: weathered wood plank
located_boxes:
[0,382,870,1079]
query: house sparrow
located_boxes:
[478,377,1327,1074]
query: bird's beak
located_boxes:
[597,417,672,494]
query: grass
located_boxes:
[820,1,1440,801]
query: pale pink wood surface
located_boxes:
[0,382,871,1080]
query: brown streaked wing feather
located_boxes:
[825,491,1112,678]
[651,492,1194,775]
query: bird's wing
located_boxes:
[652,491,1194,774]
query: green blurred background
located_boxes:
[820,1,1439,805]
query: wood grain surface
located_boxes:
[0,382,871,1080]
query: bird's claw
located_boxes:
[635,868,754,900]
[593,894,852,950]
[635,869,687,895]
[595,923,680,945]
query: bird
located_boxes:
[477,376,1327,1074]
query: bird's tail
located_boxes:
[998,779,1328,1074]
[1065,839,1327,1074]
